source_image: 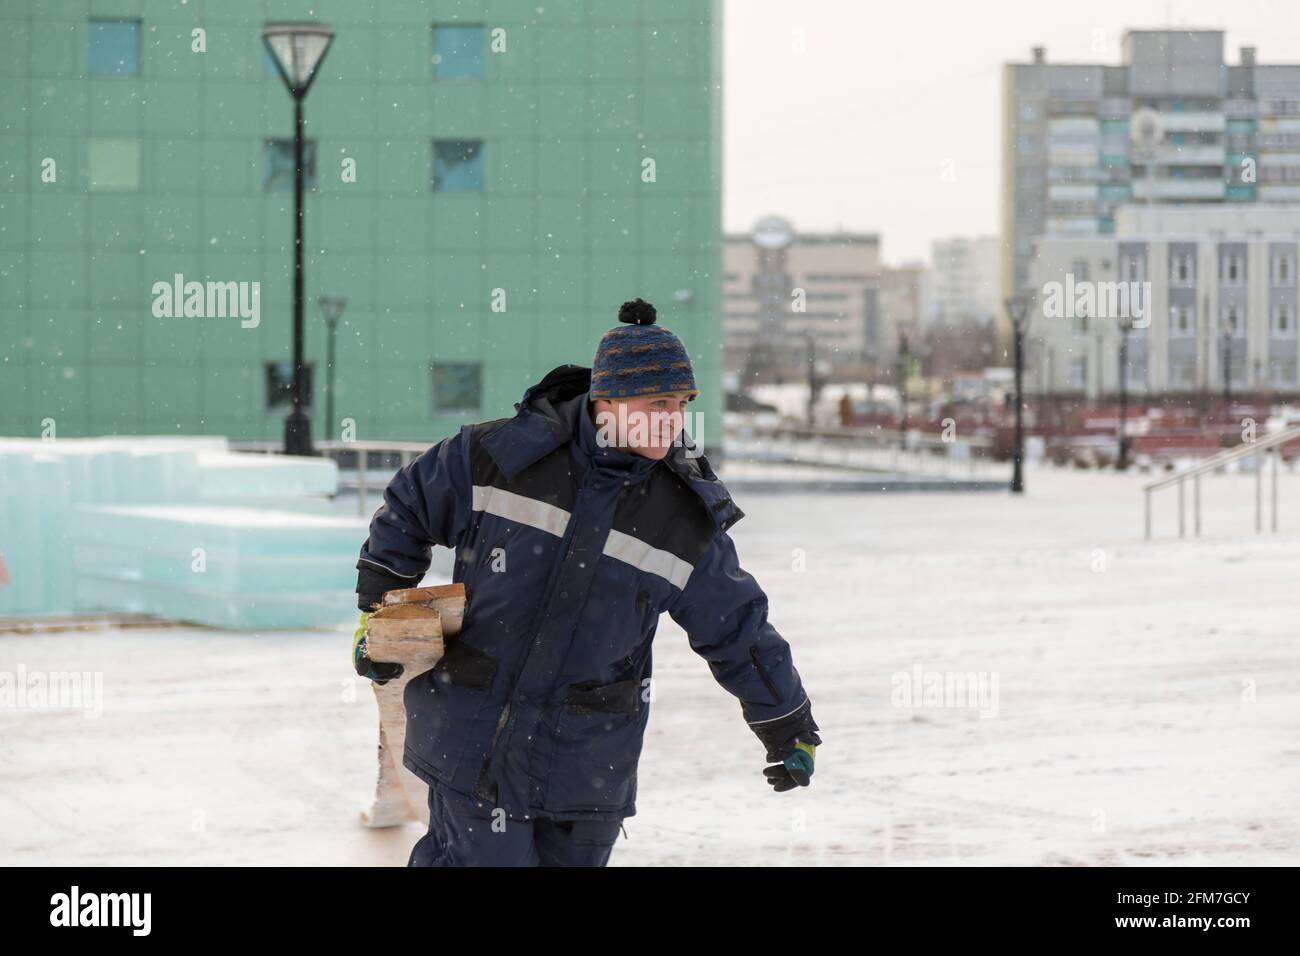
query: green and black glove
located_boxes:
[763,739,816,792]
[750,698,822,793]
[352,610,403,685]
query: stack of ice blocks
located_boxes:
[0,437,370,629]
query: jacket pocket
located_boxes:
[547,680,647,813]
[564,677,641,718]
[750,643,781,704]
[430,638,498,690]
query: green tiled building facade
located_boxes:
[0,0,723,445]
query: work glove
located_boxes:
[750,697,822,793]
[763,739,816,792]
[352,610,403,685]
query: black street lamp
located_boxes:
[803,332,824,427]
[897,331,910,443]
[1117,316,1133,470]
[1004,292,1032,494]
[318,295,347,442]
[264,22,335,456]
[1221,328,1232,408]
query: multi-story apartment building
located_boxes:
[1002,30,1300,339]
[876,260,926,356]
[1028,204,1300,397]
[1,0,723,441]
[928,236,1000,327]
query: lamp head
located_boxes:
[263,22,335,98]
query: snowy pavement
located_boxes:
[2,463,1298,865]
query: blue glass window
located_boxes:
[432,25,485,80]
[432,363,482,412]
[432,139,483,192]
[88,18,141,76]
[263,139,319,191]
[265,363,314,411]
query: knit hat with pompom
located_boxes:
[589,298,698,401]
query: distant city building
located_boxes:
[876,261,926,356]
[1028,204,1300,397]
[928,236,1001,327]
[1001,30,1300,338]
[723,218,881,378]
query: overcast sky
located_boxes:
[722,0,1300,266]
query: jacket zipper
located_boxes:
[475,468,591,798]
[750,644,781,704]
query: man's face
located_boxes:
[591,391,695,461]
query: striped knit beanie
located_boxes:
[589,298,699,401]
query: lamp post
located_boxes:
[1004,292,1032,494]
[264,22,335,456]
[318,295,347,442]
[1222,327,1232,408]
[897,331,910,443]
[1117,316,1133,470]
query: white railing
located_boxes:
[723,421,1000,479]
[230,439,431,516]
[1142,425,1300,539]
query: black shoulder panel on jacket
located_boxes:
[467,418,580,516]
[611,466,718,569]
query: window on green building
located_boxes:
[87,137,142,191]
[431,362,481,412]
[89,18,141,76]
[264,139,318,191]
[432,139,483,192]
[432,24,485,79]
[265,362,315,411]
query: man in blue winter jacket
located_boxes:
[351,297,823,866]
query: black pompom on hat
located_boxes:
[618,297,657,326]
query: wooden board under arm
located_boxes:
[359,582,466,829]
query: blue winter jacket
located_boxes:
[355,364,822,822]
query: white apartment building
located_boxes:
[1028,205,1300,397]
[929,236,1001,326]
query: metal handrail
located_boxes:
[1142,424,1300,539]
[1142,424,1300,491]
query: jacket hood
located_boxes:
[479,364,744,533]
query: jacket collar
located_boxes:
[480,364,744,533]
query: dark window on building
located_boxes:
[432,362,482,412]
[432,24,485,79]
[89,18,141,76]
[264,139,318,191]
[432,139,483,192]
[265,362,314,411]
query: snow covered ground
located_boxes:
[2,462,1298,865]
